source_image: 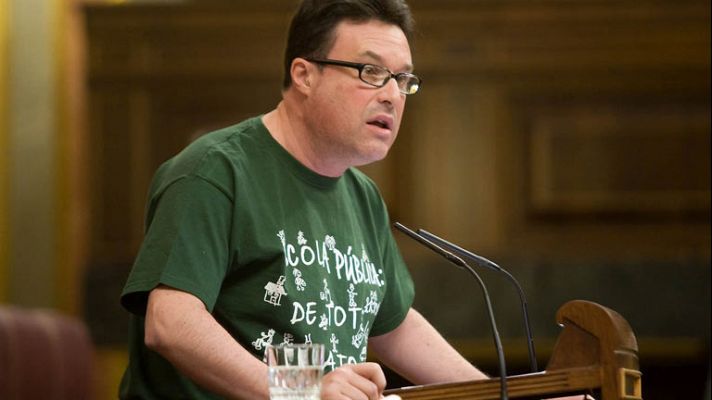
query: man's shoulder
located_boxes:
[171,116,268,165]
[148,116,268,195]
[186,116,265,155]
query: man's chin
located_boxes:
[353,149,391,167]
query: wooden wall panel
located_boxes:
[89,90,134,262]
[401,0,711,261]
[528,103,710,215]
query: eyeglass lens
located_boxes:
[360,65,420,94]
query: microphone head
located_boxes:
[393,222,467,270]
[417,228,503,273]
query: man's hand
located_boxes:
[320,362,387,400]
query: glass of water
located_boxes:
[265,343,325,400]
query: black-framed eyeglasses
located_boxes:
[306,58,422,95]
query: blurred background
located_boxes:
[1,0,709,398]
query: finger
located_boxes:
[339,376,379,400]
[321,363,385,400]
[348,362,387,393]
[336,382,373,400]
[321,378,374,400]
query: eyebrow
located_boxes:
[361,50,414,73]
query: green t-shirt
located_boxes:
[119,116,415,399]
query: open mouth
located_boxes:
[367,117,393,131]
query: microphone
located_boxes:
[393,222,508,400]
[417,229,538,373]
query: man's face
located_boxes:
[304,20,412,171]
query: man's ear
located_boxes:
[290,57,314,94]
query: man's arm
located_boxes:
[146,285,390,400]
[145,285,270,399]
[368,308,488,385]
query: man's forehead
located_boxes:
[359,50,414,72]
[330,20,413,68]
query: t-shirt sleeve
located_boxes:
[120,176,233,316]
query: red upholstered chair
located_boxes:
[0,306,96,400]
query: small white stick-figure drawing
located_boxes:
[252,329,275,351]
[324,235,336,251]
[264,276,287,306]
[352,322,369,348]
[297,231,307,245]
[277,230,286,246]
[293,269,306,291]
[281,332,294,345]
[330,333,339,353]
[319,314,329,331]
[361,244,370,262]
[347,284,358,308]
[319,279,331,303]
[363,290,380,315]
[304,334,312,344]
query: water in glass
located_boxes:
[268,365,321,400]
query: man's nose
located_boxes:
[378,78,402,105]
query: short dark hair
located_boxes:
[283,0,415,89]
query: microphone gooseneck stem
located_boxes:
[500,269,538,373]
[418,229,539,373]
[393,222,508,400]
[460,261,509,400]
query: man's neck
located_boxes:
[262,99,347,178]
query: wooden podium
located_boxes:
[385,300,642,400]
